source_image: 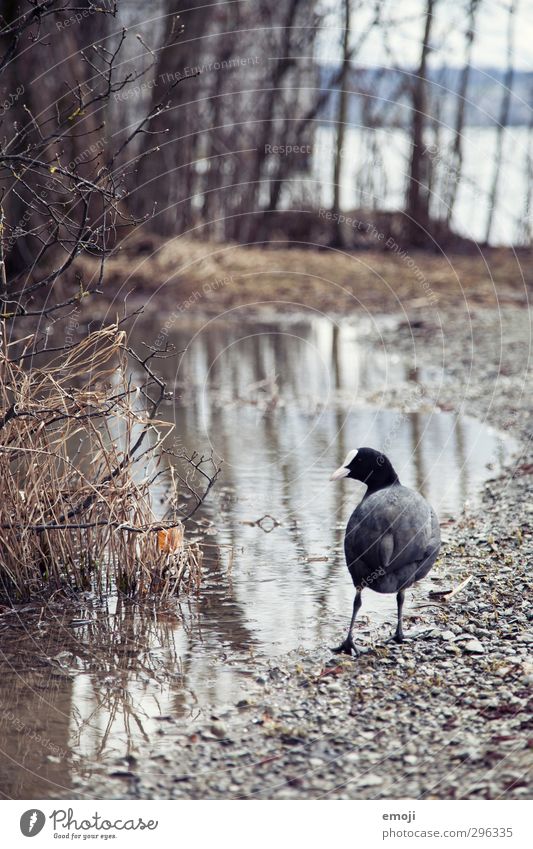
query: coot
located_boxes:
[330,447,441,655]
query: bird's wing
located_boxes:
[345,486,437,574]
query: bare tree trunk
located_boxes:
[330,0,352,247]
[242,0,302,244]
[133,0,205,236]
[517,83,533,245]
[0,0,39,274]
[406,0,436,246]
[260,5,380,231]
[446,0,481,227]
[200,5,241,239]
[484,0,518,245]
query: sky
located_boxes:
[319,0,533,72]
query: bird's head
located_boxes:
[330,447,399,492]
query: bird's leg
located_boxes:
[332,589,362,655]
[393,589,405,643]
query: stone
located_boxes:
[210,722,227,739]
[463,639,485,654]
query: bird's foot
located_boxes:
[392,630,404,644]
[331,637,358,656]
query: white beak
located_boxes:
[330,465,350,481]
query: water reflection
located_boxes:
[137,310,513,657]
[0,611,75,798]
[0,311,515,798]
[150,311,511,519]
[128,311,514,688]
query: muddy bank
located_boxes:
[73,236,532,320]
[66,304,532,800]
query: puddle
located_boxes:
[0,311,516,797]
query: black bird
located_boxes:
[330,447,441,655]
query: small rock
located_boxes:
[357,773,383,787]
[463,639,485,654]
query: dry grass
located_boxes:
[72,234,532,319]
[0,324,205,602]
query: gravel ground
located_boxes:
[79,305,532,800]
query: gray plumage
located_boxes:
[345,484,440,594]
[330,447,441,655]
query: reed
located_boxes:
[0,324,212,602]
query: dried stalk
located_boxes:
[0,325,219,601]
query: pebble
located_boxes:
[463,639,485,654]
[357,774,383,787]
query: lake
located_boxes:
[0,310,516,797]
[312,126,532,245]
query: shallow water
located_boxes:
[0,311,516,797]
